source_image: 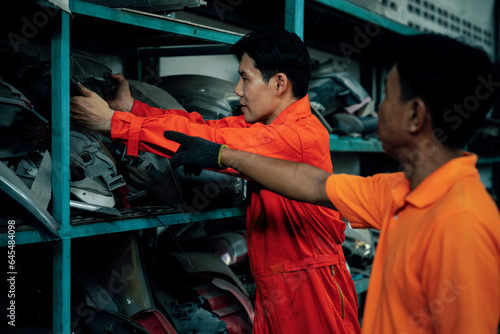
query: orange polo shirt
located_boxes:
[326,153,500,333]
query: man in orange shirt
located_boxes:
[71,30,361,333]
[164,33,500,333]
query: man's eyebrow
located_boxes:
[238,70,247,76]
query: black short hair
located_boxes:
[230,29,311,99]
[395,33,500,149]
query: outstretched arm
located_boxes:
[164,131,335,209]
[222,147,334,208]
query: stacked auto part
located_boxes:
[308,59,378,138]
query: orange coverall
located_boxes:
[111,96,361,334]
[325,153,500,334]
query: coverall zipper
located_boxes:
[330,265,345,319]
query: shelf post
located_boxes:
[52,239,72,333]
[51,8,72,334]
[285,0,305,40]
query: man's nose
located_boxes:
[234,79,243,97]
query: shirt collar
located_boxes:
[405,152,478,208]
[271,95,311,125]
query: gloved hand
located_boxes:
[164,131,227,171]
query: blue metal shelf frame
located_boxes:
[330,135,383,152]
[0,206,246,246]
[51,10,72,332]
[70,0,243,45]
[2,1,247,332]
[353,276,370,294]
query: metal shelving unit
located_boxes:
[53,2,247,331]
[0,1,248,332]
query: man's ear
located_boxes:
[407,98,429,134]
[275,73,288,96]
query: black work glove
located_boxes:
[164,131,227,171]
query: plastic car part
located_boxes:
[342,225,375,272]
[308,76,350,117]
[146,0,207,12]
[329,113,379,136]
[310,101,334,133]
[11,150,54,208]
[70,178,116,208]
[159,75,239,120]
[78,0,206,12]
[11,150,124,216]
[0,77,45,126]
[168,252,249,298]
[151,249,253,333]
[308,63,372,117]
[132,308,179,333]
[174,166,246,210]
[78,0,151,8]
[72,305,150,334]
[169,296,229,333]
[72,264,122,314]
[329,113,366,135]
[211,277,255,325]
[72,232,155,317]
[199,231,248,266]
[70,52,118,99]
[189,281,253,334]
[29,150,52,209]
[0,46,52,116]
[0,77,48,159]
[120,151,185,208]
[69,128,127,207]
[129,79,185,110]
[70,199,122,216]
[0,161,59,241]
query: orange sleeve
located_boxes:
[421,211,500,333]
[110,107,310,182]
[325,174,383,230]
[130,99,213,120]
[111,110,289,154]
[325,173,406,230]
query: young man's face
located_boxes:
[234,53,281,125]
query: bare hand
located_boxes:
[70,83,115,131]
[107,73,134,112]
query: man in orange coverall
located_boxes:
[70,30,361,333]
[162,33,500,333]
